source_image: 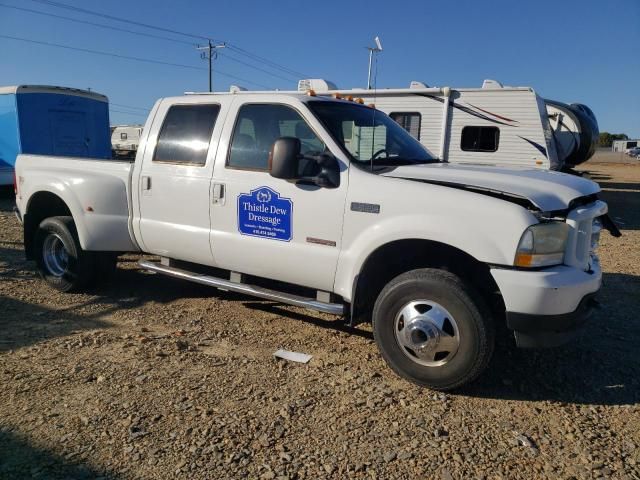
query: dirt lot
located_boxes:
[1,162,639,480]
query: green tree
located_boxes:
[599,132,628,147]
[599,132,612,147]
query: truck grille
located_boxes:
[564,200,608,270]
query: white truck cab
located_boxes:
[14,91,620,390]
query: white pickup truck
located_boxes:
[14,91,620,390]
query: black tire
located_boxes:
[34,216,96,292]
[372,268,494,391]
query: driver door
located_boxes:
[209,98,349,291]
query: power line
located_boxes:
[219,52,298,83]
[109,108,148,117]
[24,0,310,81]
[0,34,273,89]
[27,0,213,41]
[0,3,195,46]
[226,44,310,79]
[109,102,150,112]
[1,2,294,87]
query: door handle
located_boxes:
[141,175,152,196]
[212,182,225,206]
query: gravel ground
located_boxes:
[1,162,639,480]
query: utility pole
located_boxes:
[197,40,225,92]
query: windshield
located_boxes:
[308,101,437,167]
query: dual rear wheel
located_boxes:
[34,216,117,292]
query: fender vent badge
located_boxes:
[351,202,380,214]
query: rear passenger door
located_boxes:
[135,99,226,265]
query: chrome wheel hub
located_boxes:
[394,300,460,367]
[43,234,69,277]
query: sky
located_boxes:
[0,0,638,136]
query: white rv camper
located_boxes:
[612,139,640,153]
[297,79,598,171]
[110,125,143,157]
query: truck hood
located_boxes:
[381,163,600,211]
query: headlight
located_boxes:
[514,222,569,267]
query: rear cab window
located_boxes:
[153,104,221,165]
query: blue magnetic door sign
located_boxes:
[238,186,293,241]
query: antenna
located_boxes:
[375,36,383,51]
[366,35,383,90]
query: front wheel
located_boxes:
[372,269,494,390]
[34,216,96,292]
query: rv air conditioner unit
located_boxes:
[409,81,430,89]
[229,85,248,93]
[297,79,338,93]
[482,79,504,89]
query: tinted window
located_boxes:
[228,104,325,171]
[390,112,421,140]
[153,104,220,165]
[461,126,500,152]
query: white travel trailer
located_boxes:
[297,79,598,171]
[612,139,639,153]
[110,125,143,157]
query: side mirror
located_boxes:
[269,136,341,189]
[269,137,300,180]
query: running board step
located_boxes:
[138,260,345,316]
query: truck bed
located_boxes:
[15,154,138,252]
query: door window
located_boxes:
[227,104,325,174]
[153,104,220,165]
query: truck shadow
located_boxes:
[241,301,374,340]
[463,272,640,406]
[0,295,115,353]
[581,170,639,230]
[596,181,640,230]
[0,429,117,479]
[0,185,14,200]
